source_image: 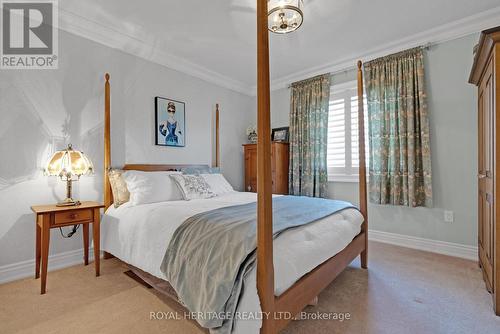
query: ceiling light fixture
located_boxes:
[268,0,304,34]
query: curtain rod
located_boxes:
[287,42,433,89]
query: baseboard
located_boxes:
[0,248,95,285]
[368,229,478,261]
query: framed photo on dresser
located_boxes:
[155,97,185,147]
[271,126,289,142]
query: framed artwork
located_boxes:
[155,97,185,147]
[272,126,289,142]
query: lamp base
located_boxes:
[56,179,81,207]
[56,198,81,207]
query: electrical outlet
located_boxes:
[444,210,454,223]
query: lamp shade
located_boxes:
[45,144,94,180]
[268,0,304,34]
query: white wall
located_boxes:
[0,30,254,270]
[269,34,479,247]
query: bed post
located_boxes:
[257,0,276,333]
[103,73,114,260]
[104,73,112,211]
[357,61,368,269]
[215,103,220,168]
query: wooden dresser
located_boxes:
[243,142,289,194]
[469,26,500,316]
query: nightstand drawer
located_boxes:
[54,209,93,225]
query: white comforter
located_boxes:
[101,192,363,333]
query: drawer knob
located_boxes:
[69,213,77,219]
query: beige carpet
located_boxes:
[1,241,499,334]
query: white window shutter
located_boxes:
[327,82,368,181]
[327,98,346,168]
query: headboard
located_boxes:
[122,164,209,172]
[103,73,220,210]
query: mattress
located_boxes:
[101,192,363,333]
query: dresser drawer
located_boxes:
[54,209,93,226]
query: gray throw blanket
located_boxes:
[160,196,356,333]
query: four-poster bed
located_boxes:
[101,2,368,333]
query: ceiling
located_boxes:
[59,0,500,94]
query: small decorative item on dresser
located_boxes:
[31,201,104,294]
[272,126,289,142]
[246,125,257,143]
[44,144,94,207]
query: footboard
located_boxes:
[273,232,366,331]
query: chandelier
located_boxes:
[268,0,304,34]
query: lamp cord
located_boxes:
[59,225,80,238]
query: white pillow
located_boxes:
[170,174,216,200]
[201,173,235,196]
[122,171,183,206]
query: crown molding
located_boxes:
[258,6,500,94]
[56,6,500,97]
[57,8,254,96]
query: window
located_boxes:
[327,81,368,182]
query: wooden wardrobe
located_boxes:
[469,26,500,316]
[243,142,289,194]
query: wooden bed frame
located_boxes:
[102,3,367,332]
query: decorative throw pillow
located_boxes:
[170,174,216,200]
[207,167,221,174]
[181,166,221,175]
[107,169,130,208]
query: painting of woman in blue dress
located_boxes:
[155,97,185,147]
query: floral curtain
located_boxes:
[289,74,331,197]
[365,47,433,207]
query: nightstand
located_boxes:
[30,201,104,294]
